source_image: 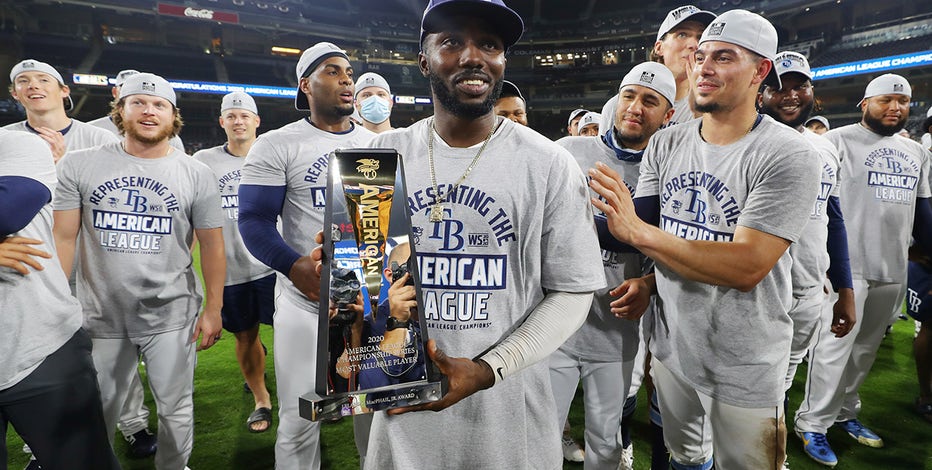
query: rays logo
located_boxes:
[639,72,655,84]
[232,98,243,107]
[356,158,380,180]
[141,81,156,92]
[22,61,36,69]
[362,77,375,86]
[893,83,904,92]
[707,22,725,36]
[781,58,794,68]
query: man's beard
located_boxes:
[125,120,174,145]
[759,100,814,129]
[863,111,906,136]
[691,94,720,114]
[429,71,502,119]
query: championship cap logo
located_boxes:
[781,58,793,68]
[672,5,698,20]
[22,61,35,69]
[639,71,655,84]
[893,83,904,92]
[141,81,156,92]
[232,98,243,107]
[707,22,725,36]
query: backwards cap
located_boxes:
[221,91,258,115]
[119,72,177,107]
[699,9,780,89]
[619,62,676,107]
[294,42,349,111]
[858,73,911,107]
[10,59,64,85]
[420,0,524,50]
[354,72,391,99]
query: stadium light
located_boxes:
[272,46,302,55]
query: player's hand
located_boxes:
[387,340,494,415]
[388,273,416,322]
[831,287,856,338]
[588,162,648,246]
[34,126,66,163]
[609,274,655,320]
[291,231,325,301]
[0,237,51,275]
[192,307,223,351]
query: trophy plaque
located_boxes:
[299,148,444,421]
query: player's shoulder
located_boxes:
[191,145,227,163]
[0,128,53,166]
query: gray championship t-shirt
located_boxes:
[0,129,83,390]
[239,119,375,311]
[87,115,186,152]
[4,119,118,153]
[825,124,932,283]
[193,144,273,286]
[54,142,224,338]
[637,115,820,407]
[789,129,842,297]
[365,118,606,470]
[556,135,645,362]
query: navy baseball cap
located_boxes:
[420,0,524,51]
[499,80,524,102]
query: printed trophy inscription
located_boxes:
[299,149,444,421]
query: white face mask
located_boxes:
[359,95,391,124]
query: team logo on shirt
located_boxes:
[89,176,180,253]
[407,183,516,331]
[864,147,920,204]
[305,154,331,208]
[811,162,837,218]
[659,170,740,241]
[218,170,242,219]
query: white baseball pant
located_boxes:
[795,279,905,433]
[550,347,635,470]
[92,321,196,470]
[652,358,786,470]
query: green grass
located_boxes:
[6,306,932,469]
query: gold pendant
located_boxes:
[429,203,444,223]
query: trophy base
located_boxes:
[299,381,444,421]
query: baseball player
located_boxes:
[1,128,121,470]
[566,108,588,136]
[192,91,276,433]
[237,42,375,469]
[806,115,831,135]
[7,59,157,463]
[908,243,932,424]
[361,0,605,468]
[577,111,601,137]
[5,59,117,162]
[493,79,527,126]
[600,5,716,133]
[794,73,932,467]
[88,69,186,153]
[52,72,226,470]
[591,10,821,469]
[550,61,674,470]
[757,52,858,467]
[354,72,395,133]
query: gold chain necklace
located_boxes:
[427,117,498,223]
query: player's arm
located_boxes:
[389,290,593,415]
[589,161,791,292]
[52,209,81,276]
[825,196,856,337]
[0,176,54,274]
[192,227,225,350]
[913,197,932,256]
[238,184,320,301]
